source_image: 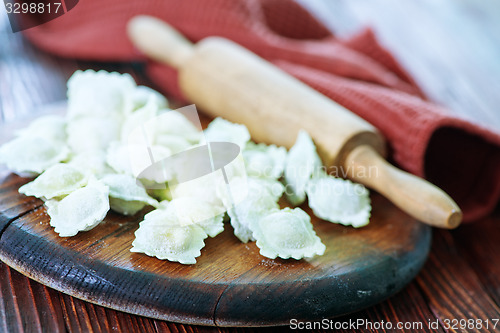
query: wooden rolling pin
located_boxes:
[128,16,462,229]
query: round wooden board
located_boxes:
[0,171,431,327]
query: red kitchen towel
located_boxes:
[19,0,500,222]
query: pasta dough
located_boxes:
[203,117,250,149]
[101,174,158,215]
[306,176,371,228]
[130,85,168,111]
[223,177,284,242]
[252,207,326,260]
[163,197,224,237]
[0,135,70,175]
[19,163,88,200]
[68,150,113,178]
[284,130,322,206]
[46,178,110,237]
[153,110,201,144]
[243,142,287,180]
[131,207,208,264]
[0,70,375,265]
[67,70,136,120]
[106,141,172,181]
[16,114,67,143]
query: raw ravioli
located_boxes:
[46,178,110,237]
[67,115,122,154]
[164,197,224,237]
[120,94,159,143]
[217,176,284,207]
[169,172,226,211]
[16,115,67,143]
[106,141,172,181]
[0,135,70,175]
[243,142,287,179]
[19,163,88,200]
[203,117,250,149]
[0,69,376,264]
[153,110,201,144]
[131,207,208,264]
[223,177,284,243]
[101,174,158,215]
[284,130,323,206]
[130,85,168,111]
[154,134,192,154]
[68,150,113,178]
[252,207,326,260]
[67,70,136,120]
[306,176,371,228]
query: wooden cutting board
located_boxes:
[0,110,430,326]
[0,169,431,327]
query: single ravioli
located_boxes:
[131,208,208,264]
[120,94,159,143]
[306,176,371,228]
[45,178,110,237]
[203,117,250,149]
[67,70,136,120]
[67,150,113,178]
[170,171,226,211]
[106,141,172,181]
[284,130,323,206]
[220,177,284,243]
[218,176,285,207]
[130,85,168,111]
[16,114,67,143]
[19,163,88,200]
[243,142,287,179]
[67,115,123,154]
[0,135,70,175]
[154,110,201,144]
[154,134,192,154]
[164,197,224,237]
[252,207,326,260]
[101,174,158,215]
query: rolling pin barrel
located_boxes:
[128,16,462,229]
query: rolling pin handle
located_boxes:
[344,145,462,229]
[127,16,194,69]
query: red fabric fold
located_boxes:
[20,0,500,222]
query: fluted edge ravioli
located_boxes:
[153,110,201,144]
[243,142,287,180]
[101,174,159,216]
[16,114,67,143]
[46,178,110,237]
[252,208,326,260]
[67,69,136,120]
[306,176,371,228]
[0,70,375,265]
[162,197,224,238]
[203,117,250,149]
[131,207,208,264]
[0,136,70,175]
[19,163,88,200]
[284,130,322,206]
[224,177,284,243]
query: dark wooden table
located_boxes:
[1,1,500,332]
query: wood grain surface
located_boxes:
[1,0,500,332]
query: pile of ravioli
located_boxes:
[0,70,371,264]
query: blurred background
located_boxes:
[298,0,500,132]
[2,0,500,132]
